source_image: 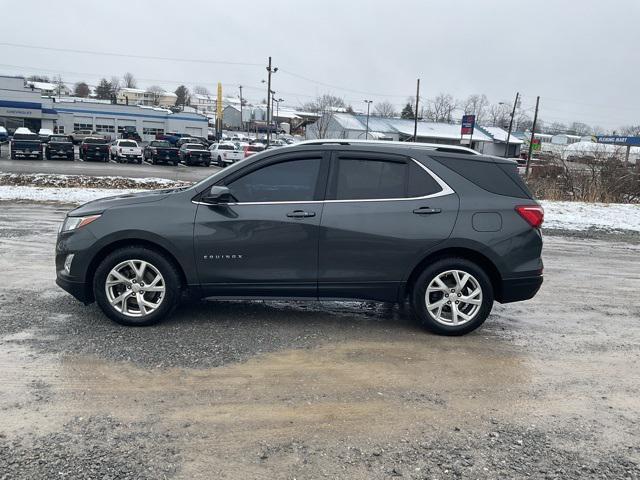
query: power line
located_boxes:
[0,42,263,67]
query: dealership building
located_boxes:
[0,75,209,141]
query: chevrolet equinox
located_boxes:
[56,140,543,335]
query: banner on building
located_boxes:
[461,115,475,136]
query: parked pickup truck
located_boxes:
[110,139,143,164]
[209,142,244,166]
[69,130,99,145]
[79,137,110,162]
[143,140,179,166]
[10,128,42,160]
[179,143,211,166]
[45,135,74,160]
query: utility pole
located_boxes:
[413,78,420,142]
[504,91,519,158]
[364,100,373,139]
[525,96,540,177]
[265,56,278,147]
[239,85,243,135]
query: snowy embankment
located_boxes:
[0,173,639,233]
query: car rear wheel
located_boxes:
[93,247,181,326]
[411,258,493,336]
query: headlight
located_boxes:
[61,214,101,232]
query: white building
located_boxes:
[0,75,208,141]
[26,80,71,97]
[117,87,178,108]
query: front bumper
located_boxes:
[56,273,92,304]
[498,275,543,303]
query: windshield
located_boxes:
[84,138,107,144]
[185,144,205,150]
[119,141,137,147]
[50,136,70,143]
[151,141,171,147]
[13,133,40,141]
[218,144,234,150]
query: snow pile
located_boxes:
[0,173,189,190]
[541,201,640,232]
[0,186,145,204]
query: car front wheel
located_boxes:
[93,247,181,326]
[411,258,493,336]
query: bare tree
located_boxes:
[462,94,489,124]
[305,94,347,138]
[487,102,511,128]
[51,75,66,96]
[374,100,397,118]
[302,94,345,113]
[109,76,121,99]
[122,72,137,88]
[425,93,457,123]
[73,82,90,98]
[146,85,166,106]
[548,122,567,134]
[619,124,640,136]
[193,85,211,96]
[568,122,592,136]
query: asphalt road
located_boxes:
[0,144,218,182]
[0,202,639,479]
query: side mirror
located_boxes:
[200,186,232,205]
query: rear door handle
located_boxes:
[287,210,316,218]
[413,207,442,215]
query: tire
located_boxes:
[45,150,51,160]
[10,151,15,160]
[173,161,179,166]
[217,156,222,166]
[93,246,181,326]
[204,161,211,167]
[410,257,493,336]
[67,153,74,161]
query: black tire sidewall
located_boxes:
[93,247,181,326]
[411,258,493,336]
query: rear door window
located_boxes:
[332,157,406,200]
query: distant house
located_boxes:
[117,88,177,108]
[27,81,71,97]
[306,113,522,156]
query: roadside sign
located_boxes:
[461,115,475,135]
[531,138,541,151]
[595,136,640,146]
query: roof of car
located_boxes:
[293,139,480,154]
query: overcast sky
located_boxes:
[2,0,639,130]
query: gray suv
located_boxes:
[56,141,543,335]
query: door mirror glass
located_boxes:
[201,186,232,204]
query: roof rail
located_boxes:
[294,139,480,155]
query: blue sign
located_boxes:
[461,115,475,135]
[595,136,640,146]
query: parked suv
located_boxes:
[55,141,543,335]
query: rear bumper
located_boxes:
[498,275,543,303]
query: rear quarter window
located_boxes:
[431,155,531,199]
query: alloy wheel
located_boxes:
[105,259,165,317]
[425,270,483,326]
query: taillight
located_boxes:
[515,205,544,228]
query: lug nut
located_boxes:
[455,300,459,304]
[445,293,449,297]
[457,293,461,297]
[447,301,451,305]
[450,289,455,293]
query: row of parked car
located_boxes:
[2,127,293,167]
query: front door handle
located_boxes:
[287,210,316,218]
[413,207,442,215]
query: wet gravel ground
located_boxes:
[0,202,639,479]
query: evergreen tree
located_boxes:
[95,78,112,100]
[174,85,190,107]
[401,102,414,119]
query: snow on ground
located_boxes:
[0,186,145,204]
[0,185,639,233]
[540,200,640,233]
